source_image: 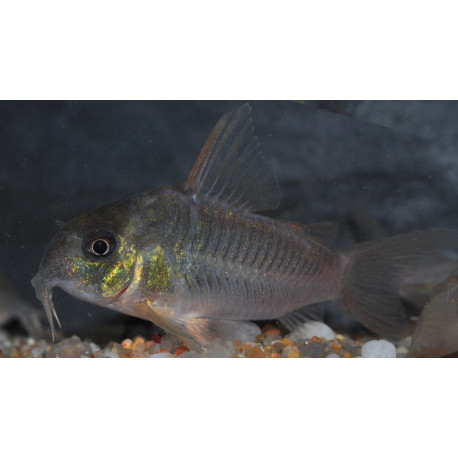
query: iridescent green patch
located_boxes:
[67,257,104,286]
[101,251,137,297]
[147,245,174,293]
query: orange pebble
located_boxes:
[159,348,169,353]
[287,351,300,358]
[132,336,146,352]
[149,334,161,343]
[175,345,190,357]
[282,338,294,346]
[262,324,282,337]
[121,339,133,349]
[343,352,352,358]
[310,336,321,343]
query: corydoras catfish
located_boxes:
[31,104,458,350]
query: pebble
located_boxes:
[148,352,173,358]
[160,334,181,352]
[234,322,262,343]
[264,336,284,346]
[395,336,412,356]
[361,340,396,358]
[396,346,410,356]
[262,324,282,337]
[206,338,233,358]
[288,321,336,341]
[299,341,327,358]
[96,349,120,358]
[0,327,413,358]
[178,350,205,358]
[282,345,300,358]
[89,342,101,353]
[31,342,47,358]
[45,336,93,358]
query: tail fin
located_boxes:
[337,229,458,339]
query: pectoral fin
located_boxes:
[147,304,260,351]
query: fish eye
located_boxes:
[92,239,109,255]
[84,230,117,258]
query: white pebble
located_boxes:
[326,353,340,358]
[396,346,409,356]
[206,338,233,358]
[177,350,205,358]
[288,321,336,341]
[89,342,101,353]
[361,340,396,358]
[148,352,173,358]
[234,322,261,342]
[96,349,120,358]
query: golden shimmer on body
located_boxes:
[101,250,136,297]
[146,245,174,293]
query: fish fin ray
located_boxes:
[337,229,458,339]
[149,306,259,351]
[279,304,325,330]
[182,104,281,212]
[186,318,259,347]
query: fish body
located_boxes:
[114,189,340,320]
[32,104,458,350]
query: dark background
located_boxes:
[2,101,458,340]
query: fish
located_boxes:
[31,104,458,351]
[410,269,458,357]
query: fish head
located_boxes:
[31,198,142,340]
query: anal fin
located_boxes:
[279,304,325,331]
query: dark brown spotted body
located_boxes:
[31,104,458,350]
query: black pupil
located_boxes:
[92,239,109,255]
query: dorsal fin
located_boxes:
[182,104,281,212]
[283,220,338,247]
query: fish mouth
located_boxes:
[31,273,61,342]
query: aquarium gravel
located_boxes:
[0,324,420,358]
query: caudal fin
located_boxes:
[337,229,458,339]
